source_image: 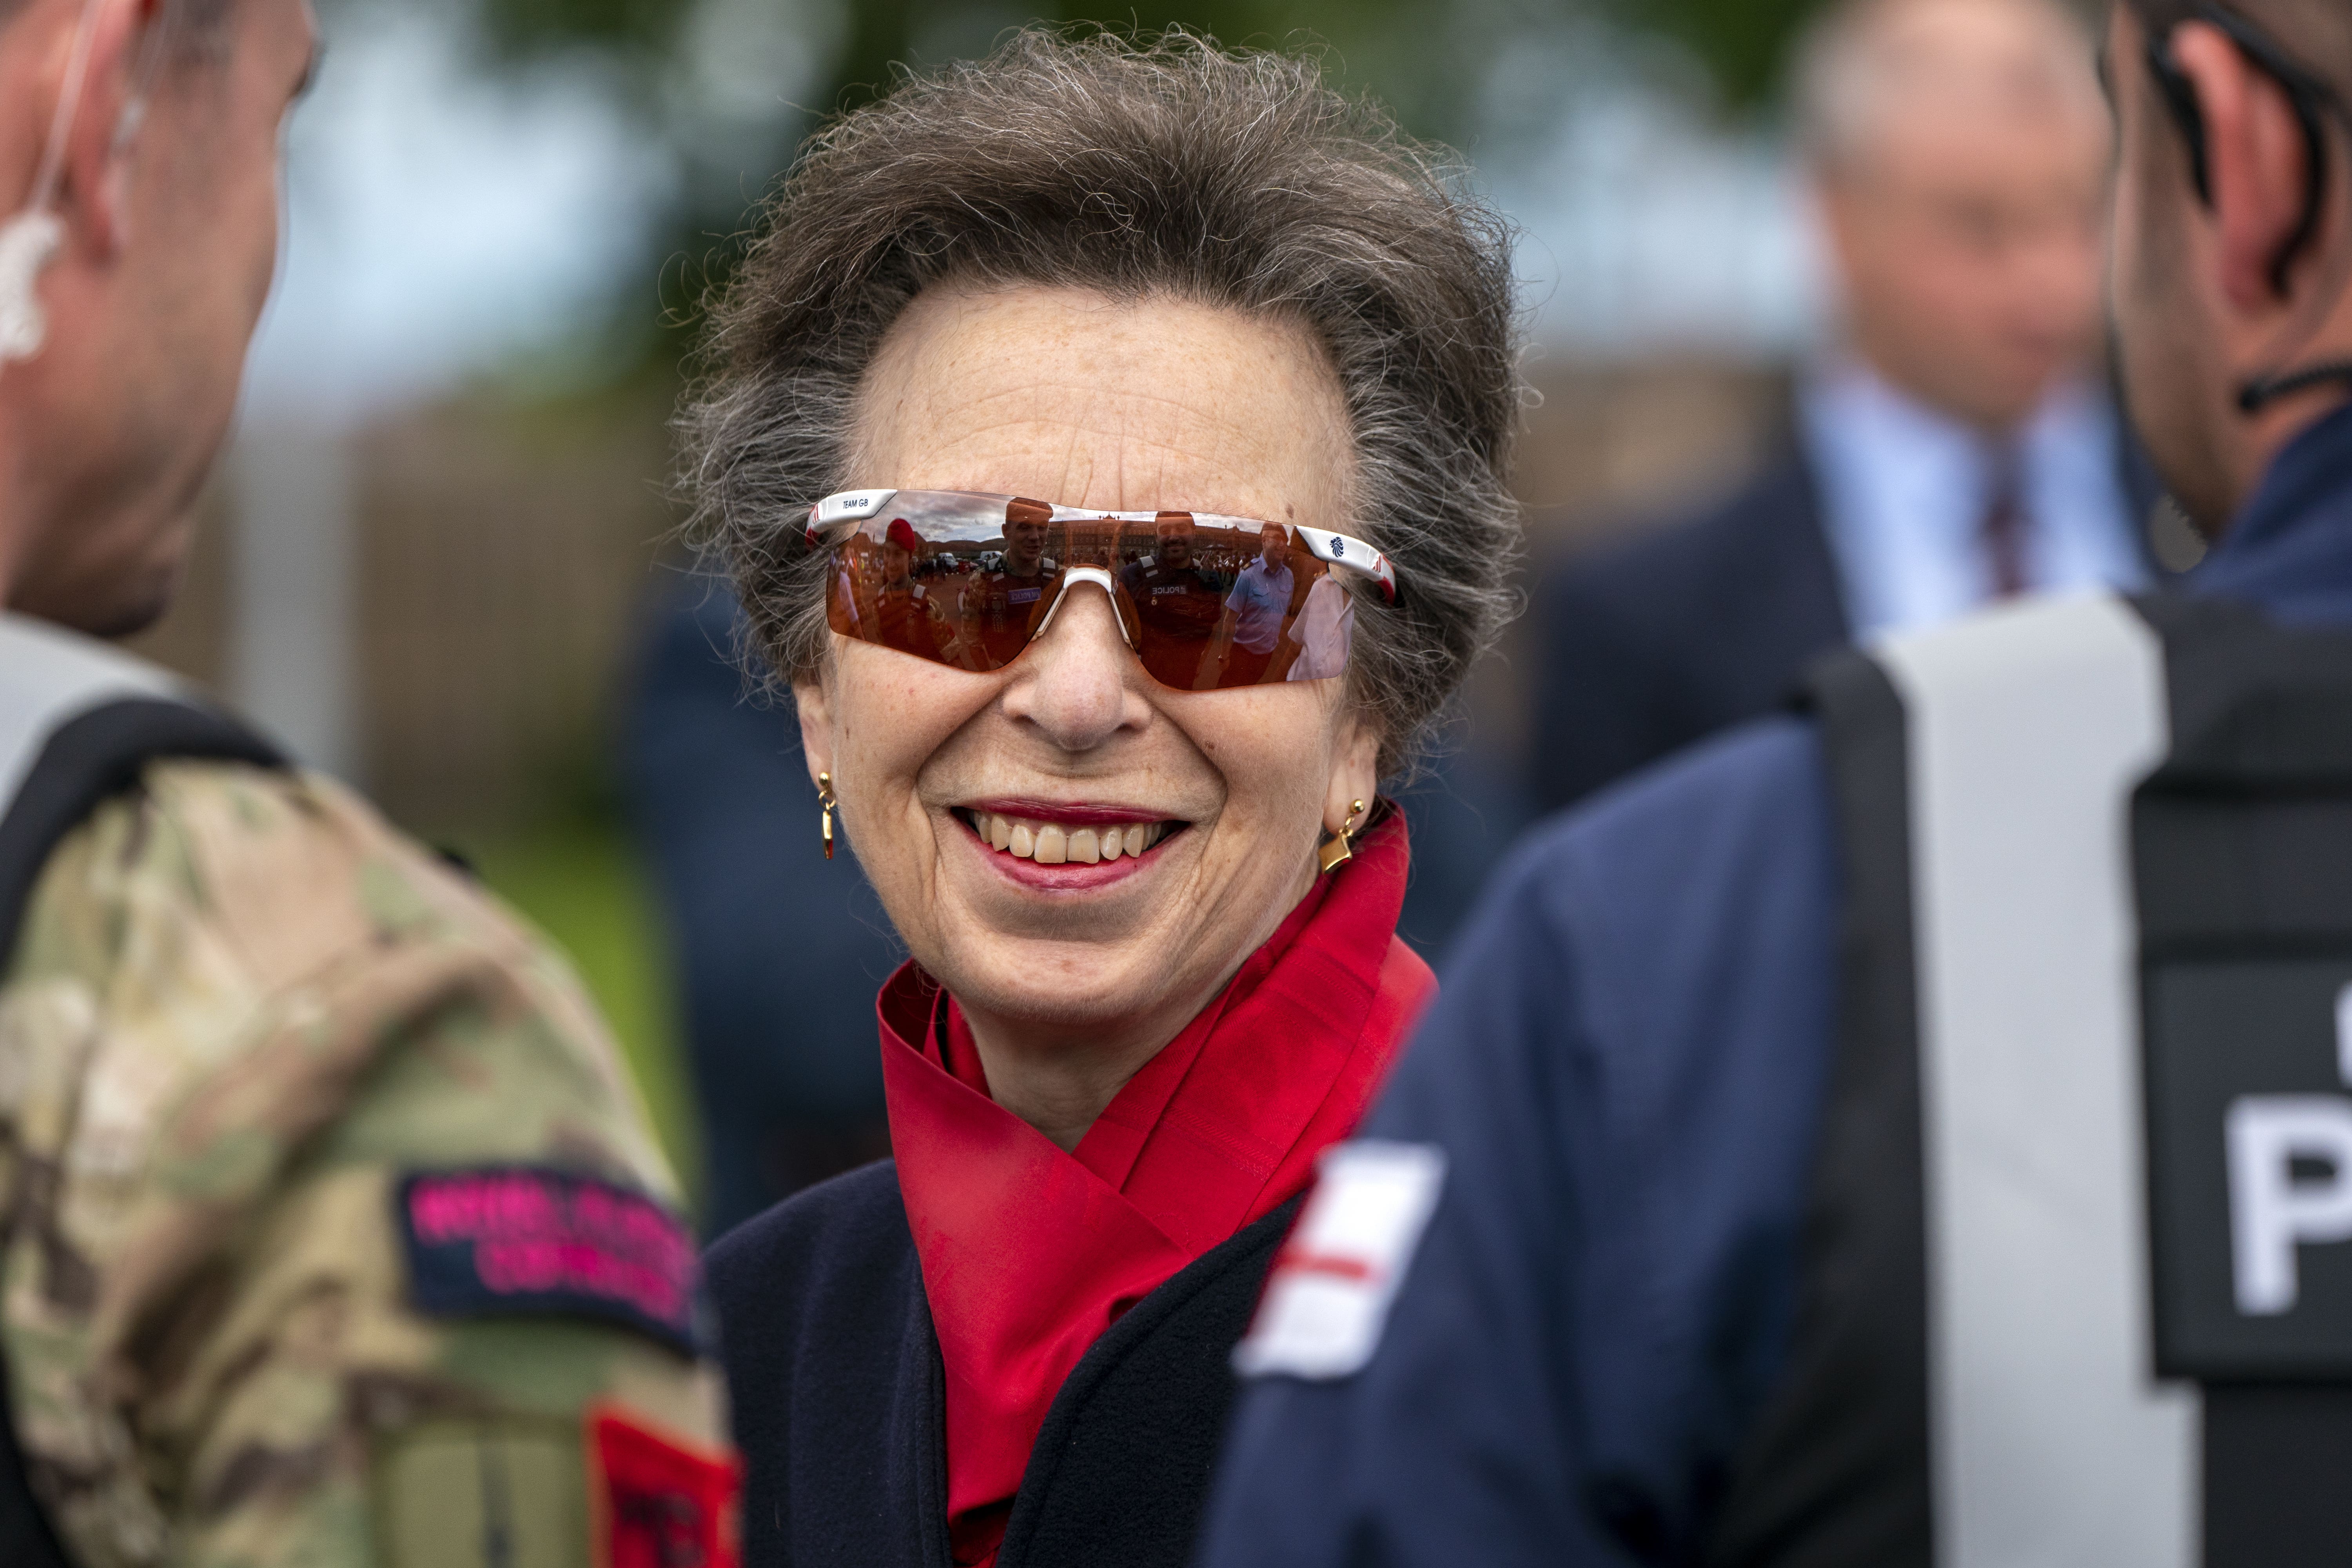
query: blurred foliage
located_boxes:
[469,0,1832,138]
[475,0,685,60]
[823,0,1461,124]
[466,811,704,1210]
[1612,0,1825,110]
[443,0,1835,380]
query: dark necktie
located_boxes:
[1982,442,2029,600]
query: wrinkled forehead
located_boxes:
[849,282,1354,534]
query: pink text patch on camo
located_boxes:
[397,1167,699,1354]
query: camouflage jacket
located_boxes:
[0,761,733,1568]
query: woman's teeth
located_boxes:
[974,813,1171,864]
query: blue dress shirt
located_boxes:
[1196,405,2352,1566]
[1802,365,2150,637]
[1225,557,1296,655]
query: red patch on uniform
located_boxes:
[589,1403,742,1568]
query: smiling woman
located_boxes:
[684,30,1519,1568]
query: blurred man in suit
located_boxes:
[622,581,900,1238]
[1531,0,2158,812]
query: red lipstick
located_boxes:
[958,798,1177,827]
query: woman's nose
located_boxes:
[1000,584,1148,751]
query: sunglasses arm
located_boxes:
[1292,526,1398,604]
[805,489,899,547]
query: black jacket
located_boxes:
[1530,456,1850,815]
[1528,434,2165,816]
[705,1160,1301,1568]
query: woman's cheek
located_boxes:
[1207,689,1341,824]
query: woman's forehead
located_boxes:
[852,284,1353,528]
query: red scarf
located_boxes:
[876,810,1432,1566]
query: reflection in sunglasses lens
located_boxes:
[823,494,1352,691]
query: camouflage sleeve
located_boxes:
[0,763,735,1568]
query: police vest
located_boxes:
[1708,592,2352,1568]
[0,612,283,1568]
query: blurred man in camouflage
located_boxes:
[0,2,737,1566]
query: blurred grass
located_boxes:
[461,812,705,1212]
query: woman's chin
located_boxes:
[926,920,1194,1031]
[922,853,1212,1014]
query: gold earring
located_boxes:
[818,773,837,861]
[1317,799,1368,875]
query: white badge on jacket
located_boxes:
[1232,1140,1446,1381]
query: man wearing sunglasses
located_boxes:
[1201,3,2352,1563]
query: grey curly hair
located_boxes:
[679,28,1523,780]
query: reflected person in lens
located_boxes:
[682,30,1519,1568]
[1209,521,1305,687]
[1121,516,1225,688]
[955,498,1058,669]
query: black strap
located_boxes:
[1712,596,2352,1566]
[0,1363,67,1568]
[0,698,285,965]
[2131,595,2352,1568]
[0,693,285,1568]
[1705,649,1931,1568]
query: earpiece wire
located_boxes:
[27,0,111,216]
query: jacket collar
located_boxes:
[2193,402,2352,625]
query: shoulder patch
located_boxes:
[397,1168,699,1354]
[589,1403,741,1568]
[1232,1140,1446,1381]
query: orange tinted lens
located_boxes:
[1126,519,1352,691]
[824,536,981,667]
[825,497,1064,673]
[826,499,1353,688]
[1127,515,1223,689]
